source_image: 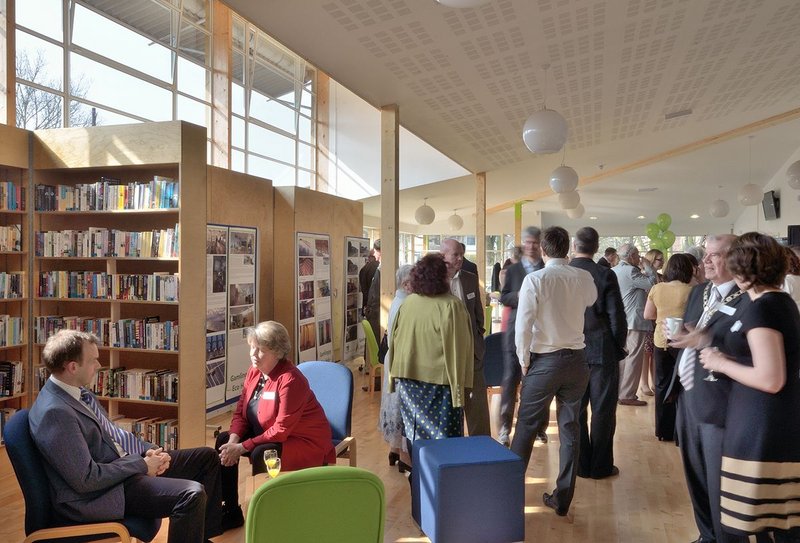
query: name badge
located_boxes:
[261,391,276,400]
[718,304,736,316]
[467,292,476,300]
[730,320,743,332]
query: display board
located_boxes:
[343,236,369,363]
[206,224,258,409]
[296,232,333,363]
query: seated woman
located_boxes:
[215,321,335,529]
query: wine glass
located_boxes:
[704,347,720,382]
[266,457,281,479]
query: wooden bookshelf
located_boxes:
[32,121,207,448]
[0,125,31,421]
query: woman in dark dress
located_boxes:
[699,233,800,540]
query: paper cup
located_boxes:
[665,317,683,338]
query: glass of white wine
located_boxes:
[264,449,281,479]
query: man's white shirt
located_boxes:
[515,258,598,370]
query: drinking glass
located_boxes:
[266,457,281,479]
[704,347,719,382]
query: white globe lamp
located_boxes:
[523,108,569,154]
[415,200,436,225]
[738,183,761,206]
[787,160,800,190]
[448,212,464,231]
[558,190,580,210]
[709,199,730,218]
[549,165,579,193]
[566,203,585,219]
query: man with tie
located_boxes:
[441,238,490,436]
[29,330,226,543]
[666,234,750,543]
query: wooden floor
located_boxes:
[0,370,698,542]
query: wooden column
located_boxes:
[210,0,231,168]
[379,105,399,335]
[0,0,14,126]
[475,171,486,293]
[316,72,331,193]
[514,202,523,244]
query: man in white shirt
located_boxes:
[512,226,597,516]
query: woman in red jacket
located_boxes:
[215,321,335,530]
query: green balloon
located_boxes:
[656,213,672,231]
[648,233,660,243]
[645,223,660,239]
[650,241,663,251]
[662,230,676,248]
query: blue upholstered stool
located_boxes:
[412,436,525,543]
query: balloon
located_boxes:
[650,240,663,251]
[648,233,660,242]
[656,213,672,231]
[662,230,676,248]
[646,223,661,239]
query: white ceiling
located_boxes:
[223,0,800,235]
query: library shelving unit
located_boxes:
[0,125,30,433]
[31,121,207,449]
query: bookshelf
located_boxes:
[0,125,31,443]
[31,121,207,449]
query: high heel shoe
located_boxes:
[397,460,412,474]
[388,452,400,466]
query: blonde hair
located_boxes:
[246,321,291,360]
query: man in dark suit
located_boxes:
[498,226,545,446]
[363,239,382,340]
[458,241,480,276]
[442,238,490,436]
[666,234,749,543]
[28,330,227,543]
[596,247,618,268]
[570,227,627,479]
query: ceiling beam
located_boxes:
[487,107,800,215]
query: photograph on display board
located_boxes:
[318,319,332,345]
[359,241,369,257]
[206,333,226,361]
[346,308,358,327]
[206,307,226,333]
[345,324,357,343]
[298,280,314,301]
[346,293,358,310]
[229,283,254,307]
[299,322,316,352]
[212,256,227,293]
[346,259,359,276]
[316,280,330,298]
[347,240,359,257]
[230,305,255,330]
[298,257,314,277]
[346,276,358,293]
[297,237,314,257]
[342,236,369,363]
[207,227,227,255]
[206,359,226,389]
[315,239,330,258]
[230,230,255,254]
[299,300,315,320]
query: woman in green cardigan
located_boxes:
[389,253,474,451]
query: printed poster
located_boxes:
[206,224,258,409]
[343,236,369,362]
[297,232,333,363]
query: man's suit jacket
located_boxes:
[499,260,544,352]
[665,282,750,425]
[28,380,148,522]
[456,269,485,369]
[612,261,656,331]
[570,257,628,365]
[461,258,479,276]
[364,267,381,338]
[597,256,611,268]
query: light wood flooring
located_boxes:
[0,371,698,542]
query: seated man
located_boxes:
[29,329,231,543]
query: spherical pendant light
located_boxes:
[738,183,761,206]
[448,211,464,231]
[787,160,800,190]
[436,0,492,7]
[709,199,730,218]
[523,108,569,154]
[415,199,436,225]
[558,190,580,210]
[549,165,579,193]
[566,203,585,219]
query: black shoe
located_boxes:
[388,452,399,466]
[220,505,244,532]
[537,430,548,443]
[542,492,568,516]
[592,466,620,479]
[397,460,412,474]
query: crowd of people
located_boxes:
[24,227,800,543]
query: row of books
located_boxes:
[0,361,23,397]
[35,225,179,258]
[116,415,179,450]
[37,272,179,302]
[0,272,24,299]
[33,316,178,351]
[0,316,23,347]
[0,225,22,252]
[0,182,25,211]
[90,367,178,403]
[0,407,19,446]
[34,177,179,211]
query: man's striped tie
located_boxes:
[80,387,150,456]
